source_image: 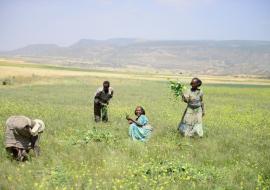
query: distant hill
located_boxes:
[1,39,270,76]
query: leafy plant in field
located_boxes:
[50,166,70,187]
[110,159,222,189]
[72,129,117,145]
[137,160,218,181]
[169,80,187,98]
[256,174,270,190]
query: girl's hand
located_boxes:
[202,112,205,117]
[128,119,133,124]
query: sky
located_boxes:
[0,0,270,51]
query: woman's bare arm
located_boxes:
[126,117,143,127]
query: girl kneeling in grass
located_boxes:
[179,78,205,137]
[126,106,153,142]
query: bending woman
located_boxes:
[126,106,153,142]
[5,115,45,161]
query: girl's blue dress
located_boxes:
[129,115,152,142]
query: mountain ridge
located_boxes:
[1,39,269,76]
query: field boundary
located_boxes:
[1,59,270,85]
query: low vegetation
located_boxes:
[0,62,269,189]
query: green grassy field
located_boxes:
[0,65,270,189]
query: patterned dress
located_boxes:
[5,116,34,149]
[179,89,204,137]
[129,115,153,142]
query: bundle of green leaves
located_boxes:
[169,80,187,98]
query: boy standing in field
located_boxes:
[94,81,114,122]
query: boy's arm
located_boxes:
[94,90,102,99]
[109,87,114,98]
[94,89,103,103]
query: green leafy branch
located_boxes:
[169,80,187,98]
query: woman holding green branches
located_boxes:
[178,78,205,137]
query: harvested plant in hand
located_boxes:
[169,80,187,98]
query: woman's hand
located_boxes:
[182,95,189,103]
[126,115,134,123]
[125,115,131,120]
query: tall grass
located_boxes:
[0,76,269,189]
